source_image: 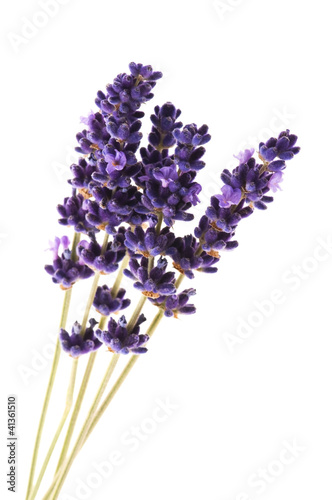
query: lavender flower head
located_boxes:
[47,62,301,337]
[78,230,125,274]
[93,285,131,316]
[195,132,300,253]
[95,314,148,354]
[152,288,196,318]
[45,236,94,289]
[124,256,176,298]
[59,319,102,358]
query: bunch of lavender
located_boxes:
[25,62,300,500]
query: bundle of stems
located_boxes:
[26,225,182,500]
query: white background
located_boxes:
[1,0,332,499]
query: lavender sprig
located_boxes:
[27,61,301,500]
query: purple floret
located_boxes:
[174,123,211,173]
[95,314,149,355]
[93,285,130,316]
[259,129,300,162]
[59,319,102,358]
[45,236,94,289]
[78,230,126,275]
[124,226,175,257]
[124,256,176,298]
[166,235,219,279]
[57,193,96,234]
[148,102,183,149]
[151,288,197,318]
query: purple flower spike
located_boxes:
[151,288,197,318]
[95,314,149,355]
[78,230,126,275]
[45,236,94,289]
[57,193,96,234]
[197,130,300,253]
[68,157,96,193]
[174,123,211,173]
[138,146,201,226]
[124,226,175,257]
[93,285,131,316]
[166,235,219,278]
[59,318,102,358]
[259,130,300,163]
[221,158,272,208]
[148,102,183,149]
[124,256,176,298]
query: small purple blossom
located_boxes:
[68,157,96,192]
[80,111,94,126]
[95,314,149,354]
[152,288,196,318]
[57,193,96,234]
[45,236,94,289]
[215,185,242,208]
[153,166,178,188]
[105,150,127,172]
[259,130,300,162]
[166,235,219,279]
[124,256,176,298]
[233,148,255,164]
[93,285,130,316]
[148,102,182,149]
[59,319,102,358]
[48,236,70,260]
[268,172,283,193]
[124,226,175,257]
[78,231,126,274]
[174,124,211,173]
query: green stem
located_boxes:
[44,354,120,500]
[45,295,149,499]
[46,308,164,500]
[28,360,79,500]
[147,255,154,274]
[54,314,108,475]
[25,230,80,500]
[155,212,163,235]
[126,294,146,332]
[111,254,129,298]
[53,251,126,476]
[175,273,185,289]
[85,307,164,442]
[80,273,100,333]
[54,352,97,474]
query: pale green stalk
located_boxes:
[175,273,185,288]
[46,307,163,500]
[84,308,164,442]
[54,253,129,473]
[25,231,80,500]
[27,231,109,499]
[27,360,79,500]
[54,351,98,474]
[126,294,146,332]
[111,254,129,298]
[43,354,120,500]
